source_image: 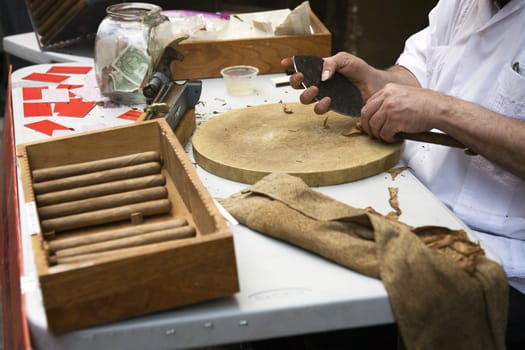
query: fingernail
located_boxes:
[321,70,330,81]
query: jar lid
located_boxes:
[106,2,162,21]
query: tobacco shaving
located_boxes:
[416,227,485,274]
[388,166,409,181]
[386,187,402,221]
[323,115,329,129]
[341,121,364,137]
[193,24,206,31]
[282,104,294,114]
[233,14,244,22]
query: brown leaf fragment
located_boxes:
[386,187,402,220]
[341,121,364,137]
[282,103,293,114]
[415,226,485,274]
[388,166,409,181]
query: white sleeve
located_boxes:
[396,28,431,88]
[395,0,456,88]
[475,229,525,271]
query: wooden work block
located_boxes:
[192,103,402,186]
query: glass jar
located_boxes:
[94,2,172,105]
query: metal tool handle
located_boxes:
[396,131,469,150]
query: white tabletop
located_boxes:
[11,63,480,349]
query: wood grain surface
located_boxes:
[192,103,403,186]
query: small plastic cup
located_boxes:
[220,65,259,96]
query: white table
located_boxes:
[9,63,482,350]
[2,32,93,64]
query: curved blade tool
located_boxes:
[293,55,363,116]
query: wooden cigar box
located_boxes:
[170,11,331,80]
[17,119,239,334]
[25,0,113,52]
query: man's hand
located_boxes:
[281,52,525,178]
[360,83,449,142]
[281,52,420,116]
[361,82,525,178]
[280,57,330,114]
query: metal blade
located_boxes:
[293,55,363,116]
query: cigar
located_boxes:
[36,174,166,206]
[32,151,160,182]
[46,218,188,252]
[53,225,196,259]
[38,186,168,220]
[33,162,162,195]
[40,198,171,232]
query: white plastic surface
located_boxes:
[3,32,94,64]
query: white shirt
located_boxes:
[397,0,525,292]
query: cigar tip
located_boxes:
[48,256,58,266]
[43,229,56,240]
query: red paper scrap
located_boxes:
[23,102,53,117]
[57,84,84,90]
[56,84,84,98]
[54,98,96,117]
[25,120,72,136]
[22,87,46,100]
[22,72,70,83]
[118,109,143,121]
[47,66,92,74]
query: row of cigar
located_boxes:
[46,218,196,266]
[32,151,196,265]
[27,0,86,45]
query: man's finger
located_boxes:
[299,86,320,105]
[314,97,332,114]
[289,72,305,89]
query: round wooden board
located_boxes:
[192,103,403,186]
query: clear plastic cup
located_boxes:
[220,65,259,96]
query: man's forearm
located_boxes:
[437,97,525,178]
[382,65,422,88]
